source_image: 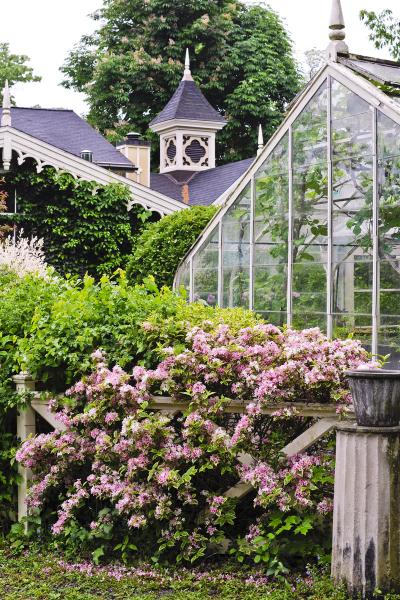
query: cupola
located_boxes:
[149,49,226,174]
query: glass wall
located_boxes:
[175,75,400,363]
[377,113,400,364]
[292,83,328,331]
[254,134,289,326]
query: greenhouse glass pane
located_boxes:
[332,260,373,315]
[332,157,373,263]
[253,135,289,313]
[221,182,251,308]
[175,261,190,297]
[222,268,250,308]
[254,265,287,313]
[380,260,400,316]
[292,262,327,314]
[293,82,327,169]
[333,313,372,351]
[193,228,219,306]
[222,183,251,261]
[331,80,373,159]
[378,112,400,158]
[378,316,400,367]
[255,311,288,327]
[292,313,327,331]
[378,155,400,254]
[293,164,328,263]
[378,134,400,363]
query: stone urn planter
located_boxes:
[346,369,400,427]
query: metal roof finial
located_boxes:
[257,124,264,156]
[183,48,193,81]
[1,80,11,127]
[327,0,349,61]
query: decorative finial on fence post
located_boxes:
[257,125,264,156]
[327,0,349,61]
[183,48,193,81]
[1,80,12,127]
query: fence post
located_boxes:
[332,422,400,597]
[13,372,36,524]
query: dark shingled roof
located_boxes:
[150,158,254,206]
[0,106,134,169]
[150,79,226,127]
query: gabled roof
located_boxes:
[149,79,226,127]
[150,158,253,206]
[0,126,186,216]
[0,107,134,170]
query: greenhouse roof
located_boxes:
[338,53,400,88]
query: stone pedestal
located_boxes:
[332,423,400,598]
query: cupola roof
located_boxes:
[149,50,226,128]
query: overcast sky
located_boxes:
[0,0,399,116]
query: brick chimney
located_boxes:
[117,132,151,187]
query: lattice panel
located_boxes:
[183,136,209,167]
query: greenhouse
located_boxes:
[175,13,400,365]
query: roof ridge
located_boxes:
[9,106,74,112]
[342,52,400,67]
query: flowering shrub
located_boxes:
[17,322,370,568]
[0,232,49,279]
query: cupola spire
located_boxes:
[327,0,349,61]
[257,125,264,156]
[183,48,193,81]
[1,80,11,127]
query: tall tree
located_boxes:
[0,43,41,93]
[61,0,301,164]
[360,9,400,59]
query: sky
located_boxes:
[0,0,399,116]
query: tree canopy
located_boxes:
[0,43,41,94]
[360,9,400,59]
[61,0,301,164]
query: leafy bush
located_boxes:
[0,265,260,532]
[17,274,260,391]
[17,325,370,567]
[0,268,60,530]
[127,205,217,288]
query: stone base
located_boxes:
[332,424,400,598]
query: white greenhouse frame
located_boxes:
[174,59,400,357]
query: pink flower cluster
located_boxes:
[133,324,369,410]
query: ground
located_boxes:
[2,543,400,600]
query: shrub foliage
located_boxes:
[127,205,217,288]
